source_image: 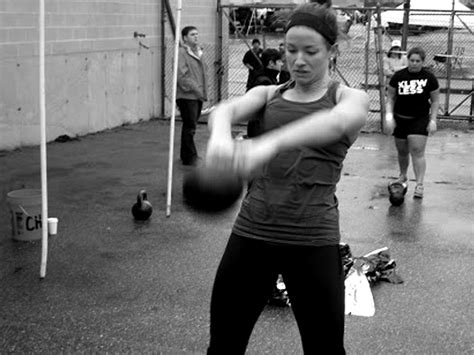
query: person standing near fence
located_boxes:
[278,42,291,84]
[205,1,368,353]
[176,26,208,166]
[246,47,283,138]
[243,38,263,91]
[383,40,407,85]
[385,46,440,199]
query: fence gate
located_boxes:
[161,3,474,131]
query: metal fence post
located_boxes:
[444,0,456,116]
[470,80,473,123]
[216,0,223,102]
[375,3,386,132]
[401,0,410,51]
[364,9,372,92]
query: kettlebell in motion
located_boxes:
[132,189,153,220]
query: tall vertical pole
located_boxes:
[160,0,166,118]
[401,0,410,51]
[444,0,456,115]
[216,0,223,102]
[39,0,49,278]
[165,0,182,217]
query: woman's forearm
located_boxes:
[208,104,233,138]
[386,88,396,114]
[430,104,439,121]
[430,90,440,121]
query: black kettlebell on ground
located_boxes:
[388,181,408,206]
[132,189,153,220]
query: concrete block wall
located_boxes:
[0,0,218,151]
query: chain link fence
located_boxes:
[163,5,474,132]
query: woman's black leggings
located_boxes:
[208,233,345,355]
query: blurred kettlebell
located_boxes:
[183,166,244,213]
[132,189,153,220]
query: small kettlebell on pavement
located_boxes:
[388,181,408,206]
[132,189,153,220]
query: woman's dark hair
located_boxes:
[252,38,261,45]
[407,47,426,61]
[309,0,332,5]
[285,2,338,49]
[261,48,282,68]
[181,26,197,38]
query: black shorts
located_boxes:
[393,115,429,139]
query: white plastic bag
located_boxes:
[344,267,375,317]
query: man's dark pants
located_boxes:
[176,99,203,165]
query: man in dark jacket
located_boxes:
[278,42,291,84]
[176,26,207,166]
[246,48,282,138]
[242,39,263,92]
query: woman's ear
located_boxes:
[329,43,339,57]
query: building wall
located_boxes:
[0,0,217,151]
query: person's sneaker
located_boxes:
[414,184,424,199]
[182,157,202,167]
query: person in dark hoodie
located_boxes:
[243,38,263,92]
[249,48,283,88]
[246,48,283,138]
[278,42,291,84]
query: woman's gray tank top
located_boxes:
[232,80,353,246]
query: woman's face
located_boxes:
[285,26,332,86]
[407,53,424,73]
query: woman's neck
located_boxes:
[291,75,331,102]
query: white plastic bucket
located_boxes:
[6,189,43,241]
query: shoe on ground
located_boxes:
[182,157,201,167]
[414,184,424,199]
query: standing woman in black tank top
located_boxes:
[205,1,369,354]
[385,47,440,199]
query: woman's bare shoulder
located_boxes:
[335,84,368,103]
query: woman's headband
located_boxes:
[285,12,337,46]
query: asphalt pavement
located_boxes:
[0,119,472,354]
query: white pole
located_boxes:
[165,0,183,217]
[39,0,49,278]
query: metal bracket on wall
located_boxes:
[133,32,149,50]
